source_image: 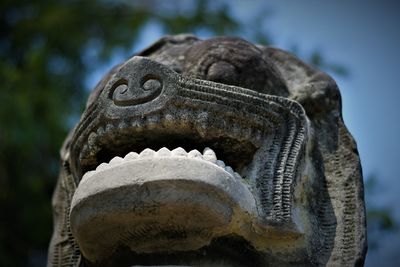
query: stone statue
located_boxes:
[47,35,366,267]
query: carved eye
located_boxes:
[206,61,238,85]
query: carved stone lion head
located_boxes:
[48,35,366,267]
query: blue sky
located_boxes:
[86,1,400,265]
[233,2,400,265]
[262,1,400,186]
[232,1,400,265]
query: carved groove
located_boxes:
[178,76,307,222]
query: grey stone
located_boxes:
[47,35,366,267]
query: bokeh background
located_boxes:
[1,0,399,266]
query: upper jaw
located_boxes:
[68,56,310,246]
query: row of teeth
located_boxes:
[81,111,265,153]
[83,147,242,180]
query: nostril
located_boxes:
[142,78,162,92]
[116,84,128,94]
[112,74,164,107]
[111,78,129,96]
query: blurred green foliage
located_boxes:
[0,0,359,266]
[364,174,398,250]
[0,0,255,266]
[365,174,397,231]
[0,1,242,266]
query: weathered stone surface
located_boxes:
[48,35,366,267]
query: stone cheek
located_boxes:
[47,34,366,267]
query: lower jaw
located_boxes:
[85,235,263,267]
[70,149,258,265]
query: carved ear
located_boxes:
[258,46,344,151]
[258,46,341,119]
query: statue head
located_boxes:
[48,35,366,267]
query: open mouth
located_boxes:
[77,107,264,180]
[67,56,308,266]
[70,107,266,266]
